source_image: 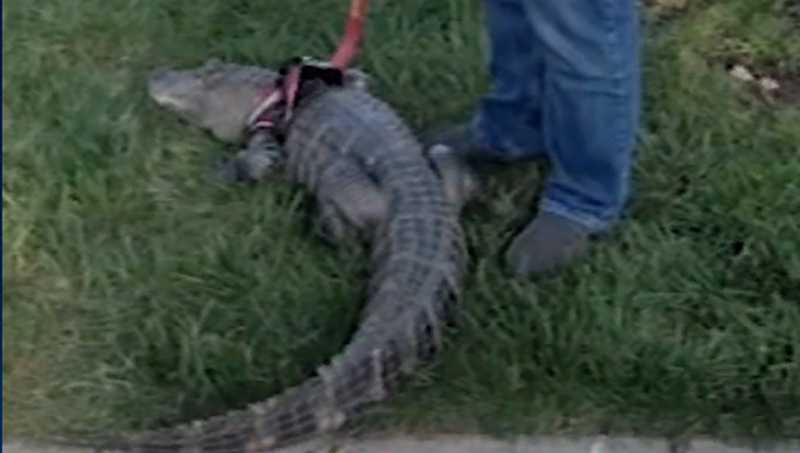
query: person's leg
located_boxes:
[426,0,545,163]
[505,0,642,277]
[472,0,546,161]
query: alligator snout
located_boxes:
[148,66,170,82]
[147,67,170,100]
[146,66,202,113]
[147,67,176,96]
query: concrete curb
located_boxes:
[5,434,800,453]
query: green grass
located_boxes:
[4,0,800,442]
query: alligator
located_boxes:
[54,58,480,452]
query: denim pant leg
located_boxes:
[522,0,642,232]
[471,0,546,162]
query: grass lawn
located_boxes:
[4,0,800,442]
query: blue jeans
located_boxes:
[471,0,642,233]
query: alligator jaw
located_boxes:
[147,66,206,126]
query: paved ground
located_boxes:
[5,434,800,453]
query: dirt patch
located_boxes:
[765,69,800,106]
[724,60,800,107]
[643,0,690,23]
[771,73,800,106]
[716,0,800,107]
[642,0,689,12]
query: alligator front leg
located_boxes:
[313,156,389,246]
[314,200,362,246]
[215,131,284,184]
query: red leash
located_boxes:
[330,0,369,70]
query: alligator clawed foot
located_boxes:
[314,201,360,247]
[426,144,482,211]
[211,146,283,185]
[211,153,241,185]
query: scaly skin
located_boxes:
[53,59,472,452]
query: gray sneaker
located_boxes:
[504,211,591,278]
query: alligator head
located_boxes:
[148,58,371,144]
[148,58,278,143]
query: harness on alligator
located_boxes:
[221,0,370,183]
[248,0,368,138]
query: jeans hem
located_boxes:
[539,198,615,234]
[470,113,547,162]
